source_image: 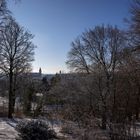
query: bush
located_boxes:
[16,119,57,140]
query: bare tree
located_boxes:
[127,0,140,48]
[123,0,140,120]
[67,39,90,74]
[0,17,36,118]
[119,46,140,120]
[130,0,140,35]
[67,25,125,129]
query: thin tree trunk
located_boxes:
[102,105,107,129]
[8,67,13,118]
[136,86,140,120]
[12,74,17,114]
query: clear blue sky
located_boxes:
[8,0,131,74]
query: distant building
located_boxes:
[31,68,43,80]
[39,67,42,76]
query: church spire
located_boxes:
[39,67,42,76]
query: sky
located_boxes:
[8,0,131,74]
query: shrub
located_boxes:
[16,119,57,140]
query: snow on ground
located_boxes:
[0,117,65,140]
[0,97,8,108]
[0,118,18,140]
[0,117,140,140]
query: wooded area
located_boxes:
[0,0,139,140]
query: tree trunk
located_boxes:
[102,110,107,129]
[101,105,107,129]
[8,67,13,118]
[135,87,140,120]
[136,108,139,120]
[12,75,17,114]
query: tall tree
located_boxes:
[128,0,140,47]
[121,0,140,120]
[67,25,125,129]
[0,17,36,118]
[0,0,10,26]
[131,0,140,34]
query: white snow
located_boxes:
[0,118,18,140]
[0,118,65,140]
[0,117,140,140]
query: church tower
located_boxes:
[39,67,42,77]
